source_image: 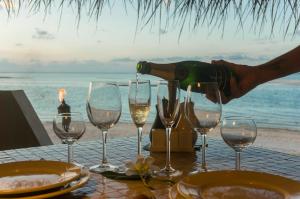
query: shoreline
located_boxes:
[44,122,300,155]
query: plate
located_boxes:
[177,170,300,199]
[0,160,82,195]
[0,170,90,199]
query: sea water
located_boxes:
[0,72,299,131]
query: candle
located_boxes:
[57,88,71,131]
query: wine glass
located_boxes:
[128,79,151,155]
[156,80,182,178]
[221,116,257,170]
[53,112,86,164]
[86,81,122,173]
[184,82,222,171]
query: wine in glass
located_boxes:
[53,112,86,164]
[156,80,182,178]
[221,116,257,170]
[184,82,222,171]
[86,81,122,173]
[128,80,151,155]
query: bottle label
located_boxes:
[174,61,232,97]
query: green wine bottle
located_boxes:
[137,60,234,97]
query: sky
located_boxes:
[0,1,299,73]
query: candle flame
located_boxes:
[58,88,66,103]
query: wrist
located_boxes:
[254,62,282,85]
[247,65,263,89]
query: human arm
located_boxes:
[212,45,300,104]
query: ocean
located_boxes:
[0,72,299,131]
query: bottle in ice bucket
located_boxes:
[137,60,234,152]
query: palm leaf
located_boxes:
[1,0,299,36]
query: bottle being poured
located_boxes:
[136,60,235,97]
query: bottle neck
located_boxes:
[139,62,176,80]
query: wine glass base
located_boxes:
[70,161,85,168]
[190,163,210,174]
[154,167,183,180]
[89,163,119,173]
[190,168,210,175]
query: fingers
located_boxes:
[211,59,233,65]
[205,93,217,103]
[206,92,230,104]
[211,59,242,73]
[211,59,225,65]
[229,76,243,98]
[219,92,230,104]
[206,91,229,104]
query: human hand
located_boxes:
[211,60,258,104]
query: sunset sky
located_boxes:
[0,1,299,73]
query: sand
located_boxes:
[44,122,300,155]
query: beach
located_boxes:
[44,122,300,155]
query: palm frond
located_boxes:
[1,0,300,36]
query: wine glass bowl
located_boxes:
[128,79,151,155]
[155,80,182,178]
[157,81,180,127]
[221,116,257,170]
[53,112,86,164]
[184,82,222,171]
[86,81,122,173]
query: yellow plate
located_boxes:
[0,160,82,195]
[177,170,300,199]
[169,185,185,199]
[0,170,90,199]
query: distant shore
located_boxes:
[43,122,300,155]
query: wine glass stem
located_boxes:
[137,127,143,155]
[165,127,172,171]
[201,134,207,171]
[101,130,108,165]
[67,143,73,164]
[236,151,241,170]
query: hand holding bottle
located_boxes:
[211,60,257,104]
[212,45,300,104]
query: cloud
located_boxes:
[0,53,271,73]
[97,28,108,32]
[149,54,269,65]
[149,56,203,62]
[285,29,300,38]
[210,53,270,65]
[110,57,135,62]
[0,58,136,73]
[253,37,279,45]
[210,55,225,60]
[32,28,55,40]
[294,29,300,36]
[160,29,167,34]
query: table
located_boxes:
[1,136,300,198]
